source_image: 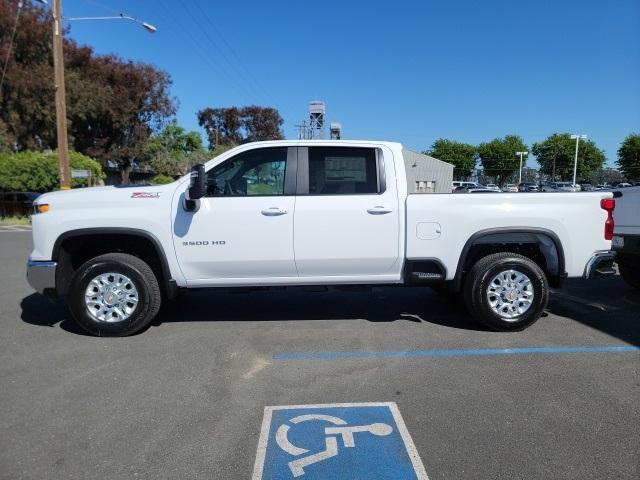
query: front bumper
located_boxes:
[583,251,616,279]
[26,259,57,295]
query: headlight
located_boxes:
[32,203,50,214]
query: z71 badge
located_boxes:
[131,192,160,198]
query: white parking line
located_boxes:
[0,226,31,232]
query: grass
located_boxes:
[0,216,31,226]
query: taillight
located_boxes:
[600,198,615,240]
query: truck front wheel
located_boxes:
[463,253,549,331]
[68,253,161,336]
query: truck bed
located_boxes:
[406,192,612,279]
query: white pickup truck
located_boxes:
[27,140,616,336]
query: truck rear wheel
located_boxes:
[463,252,548,331]
[68,253,161,336]
[618,255,640,289]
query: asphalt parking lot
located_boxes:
[1,228,638,479]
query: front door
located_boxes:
[293,145,401,279]
[173,146,298,285]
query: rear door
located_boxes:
[293,145,401,279]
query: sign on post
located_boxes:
[252,402,429,479]
[71,169,92,187]
[71,169,90,178]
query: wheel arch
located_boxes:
[52,227,175,298]
[452,227,566,292]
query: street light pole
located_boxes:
[52,0,71,189]
[570,134,587,187]
[516,151,528,184]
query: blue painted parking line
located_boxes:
[273,345,640,361]
[252,402,428,480]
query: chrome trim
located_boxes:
[486,269,534,320]
[583,251,616,279]
[84,272,139,323]
[26,260,57,294]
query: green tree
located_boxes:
[617,133,640,182]
[477,135,527,186]
[145,124,206,176]
[531,133,605,182]
[197,105,284,149]
[0,150,104,192]
[426,139,477,180]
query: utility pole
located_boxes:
[39,0,157,190]
[52,0,71,189]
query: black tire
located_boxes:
[463,252,549,331]
[68,253,161,336]
[618,255,640,289]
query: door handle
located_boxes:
[367,206,393,215]
[261,207,288,216]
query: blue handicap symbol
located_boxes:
[252,402,428,480]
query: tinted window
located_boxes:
[308,147,378,195]
[206,147,287,197]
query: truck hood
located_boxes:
[36,184,176,204]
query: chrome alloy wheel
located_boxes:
[85,272,139,323]
[486,269,534,320]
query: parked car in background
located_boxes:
[542,182,580,192]
[578,183,596,192]
[453,182,485,193]
[466,188,500,193]
[484,183,501,192]
[559,182,580,192]
[612,186,640,289]
[502,184,518,193]
[518,182,539,192]
[0,192,41,217]
[452,181,481,192]
[615,182,632,188]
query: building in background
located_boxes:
[402,149,454,194]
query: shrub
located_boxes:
[0,150,104,192]
[151,174,175,185]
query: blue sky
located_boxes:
[60,0,640,168]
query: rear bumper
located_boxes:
[583,251,616,279]
[26,259,57,295]
[612,234,640,256]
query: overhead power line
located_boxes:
[155,0,257,104]
[175,0,269,105]
[0,0,24,99]
[188,0,278,105]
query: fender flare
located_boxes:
[452,227,566,291]
[52,227,174,288]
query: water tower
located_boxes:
[330,122,342,140]
[308,101,326,139]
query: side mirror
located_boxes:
[187,163,206,200]
[184,163,206,212]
